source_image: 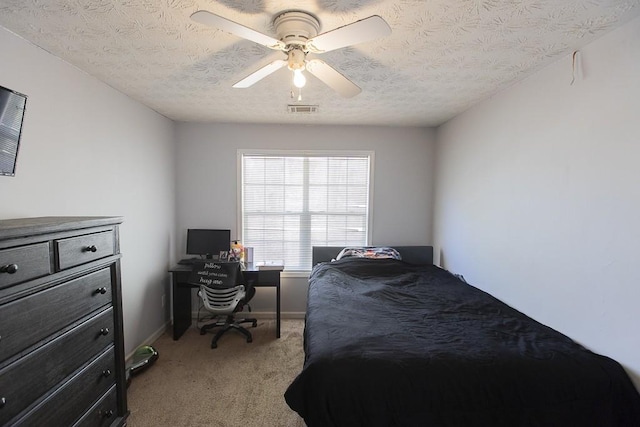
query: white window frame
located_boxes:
[237,149,374,273]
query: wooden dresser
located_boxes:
[0,217,128,426]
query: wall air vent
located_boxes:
[287,104,319,114]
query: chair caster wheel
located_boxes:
[247,337,253,343]
[211,342,218,349]
[200,329,206,335]
[252,321,257,327]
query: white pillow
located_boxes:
[335,247,402,261]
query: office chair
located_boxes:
[198,283,257,349]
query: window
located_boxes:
[239,150,372,271]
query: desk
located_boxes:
[169,264,282,340]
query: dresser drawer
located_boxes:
[56,231,115,270]
[74,386,119,427]
[0,242,50,289]
[0,308,114,425]
[0,267,113,363]
[13,348,116,426]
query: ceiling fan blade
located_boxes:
[306,15,391,53]
[191,10,285,50]
[306,59,361,98]
[233,59,287,88]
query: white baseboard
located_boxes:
[190,311,306,320]
[250,311,306,319]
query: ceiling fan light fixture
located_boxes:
[288,47,307,88]
[287,47,306,70]
[293,69,306,88]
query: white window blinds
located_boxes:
[240,151,372,271]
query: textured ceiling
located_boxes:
[0,1,638,126]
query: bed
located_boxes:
[284,246,640,426]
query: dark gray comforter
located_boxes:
[285,258,640,426]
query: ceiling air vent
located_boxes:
[288,104,319,114]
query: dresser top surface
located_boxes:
[0,216,123,239]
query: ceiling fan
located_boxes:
[191,9,392,98]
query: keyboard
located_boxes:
[177,258,200,265]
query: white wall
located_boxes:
[433,16,640,387]
[174,123,436,313]
[0,27,177,355]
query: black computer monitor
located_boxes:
[186,229,230,259]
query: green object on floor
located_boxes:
[126,345,159,385]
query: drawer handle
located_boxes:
[85,245,98,253]
[102,369,112,377]
[100,328,110,336]
[0,397,6,408]
[96,287,108,295]
[0,264,18,274]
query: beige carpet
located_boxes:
[126,319,306,427]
